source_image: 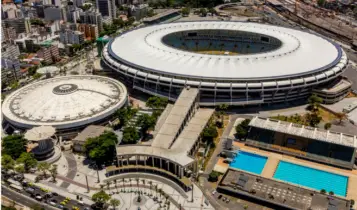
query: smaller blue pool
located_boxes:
[229,151,268,174]
[274,161,348,196]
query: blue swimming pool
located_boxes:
[229,151,268,174]
[274,161,348,196]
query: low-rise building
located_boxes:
[72,125,113,152]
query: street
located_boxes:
[2,186,56,210]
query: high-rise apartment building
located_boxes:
[96,0,116,19]
[44,6,62,21]
[78,24,98,40]
[79,11,103,31]
[2,44,20,58]
[36,45,60,64]
[3,18,31,34]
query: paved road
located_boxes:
[60,152,77,188]
[2,186,56,210]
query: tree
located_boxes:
[202,125,218,144]
[335,112,347,124]
[136,114,156,134]
[115,107,138,127]
[38,162,50,178]
[2,135,27,159]
[147,9,156,17]
[235,119,251,140]
[2,154,15,171]
[235,125,247,140]
[16,152,37,172]
[109,198,120,209]
[199,8,207,17]
[92,190,111,207]
[84,131,118,164]
[32,73,42,79]
[324,122,332,130]
[307,94,323,113]
[49,164,58,182]
[208,171,220,182]
[181,7,190,16]
[127,17,135,26]
[317,0,325,7]
[15,165,25,175]
[305,113,322,127]
[146,96,168,109]
[122,126,140,144]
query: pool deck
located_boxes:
[221,141,357,201]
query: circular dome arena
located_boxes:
[2,75,127,131]
[102,21,348,105]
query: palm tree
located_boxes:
[122,178,125,191]
[135,178,140,192]
[37,162,50,178]
[142,179,146,194]
[109,198,120,210]
[154,185,158,198]
[336,112,347,124]
[148,181,153,196]
[106,181,111,193]
[114,179,118,193]
[157,188,162,200]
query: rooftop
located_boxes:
[73,125,112,142]
[108,21,345,80]
[151,88,199,149]
[2,75,127,129]
[219,168,350,210]
[249,116,357,148]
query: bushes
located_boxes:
[208,171,220,182]
[235,119,250,140]
[324,122,331,130]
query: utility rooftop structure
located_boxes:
[246,116,357,169]
[2,75,127,137]
[102,21,349,106]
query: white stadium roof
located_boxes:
[2,75,127,129]
[108,21,342,80]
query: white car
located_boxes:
[212,190,216,195]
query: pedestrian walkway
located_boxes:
[261,156,280,178]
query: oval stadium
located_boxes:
[102,21,350,106]
[2,75,127,135]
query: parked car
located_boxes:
[218,194,222,199]
[26,187,35,194]
[212,190,216,195]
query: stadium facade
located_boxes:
[102,21,350,106]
